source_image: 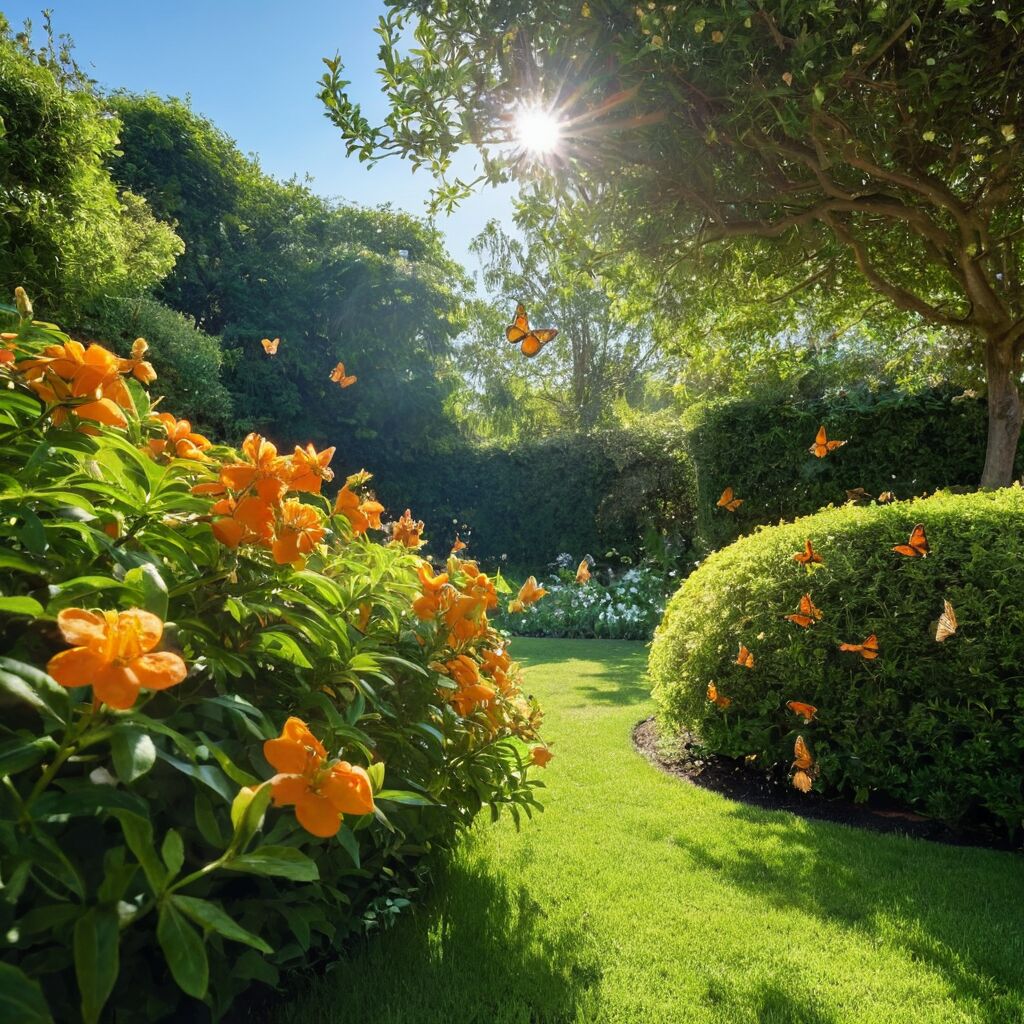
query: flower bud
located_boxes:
[14,286,33,321]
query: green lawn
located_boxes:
[271,639,1024,1024]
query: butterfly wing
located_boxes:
[261,337,279,355]
[809,425,828,457]
[787,701,817,722]
[826,438,847,452]
[792,735,814,770]
[860,634,880,659]
[935,600,957,642]
[792,770,814,793]
[716,487,733,508]
[506,303,530,343]
[909,524,929,556]
[736,644,754,669]
[576,559,591,584]
[785,613,815,628]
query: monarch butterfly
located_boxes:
[845,487,872,503]
[935,599,958,642]
[450,535,467,555]
[791,735,817,793]
[736,644,755,669]
[716,486,743,512]
[839,634,879,660]
[785,593,822,628]
[793,539,824,565]
[575,559,591,584]
[329,362,357,388]
[707,682,732,709]
[261,337,280,355]
[787,701,817,723]
[893,523,929,558]
[809,425,847,458]
[505,303,558,358]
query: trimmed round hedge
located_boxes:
[649,487,1024,838]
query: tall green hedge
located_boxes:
[685,388,1006,554]
[366,426,694,568]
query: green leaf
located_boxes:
[365,761,385,792]
[172,895,273,954]
[161,829,185,878]
[193,792,225,849]
[0,657,70,724]
[0,551,43,575]
[0,963,54,1023]
[155,748,235,803]
[225,846,320,881]
[157,901,209,999]
[229,783,272,850]
[32,786,149,821]
[110,726,157,782]
[0,736,53,775]
[0,595,44,616]
[376,788,438,807]
[73,906,120,1024]
[123,564,168,619]
[336,825,361,868]
[111,811,166,894]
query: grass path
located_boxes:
[273,639,1024,1024]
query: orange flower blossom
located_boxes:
[441,655,495,716]
[412,561,452,620]
[148,412,211,461]
[220,433,291,502]
[272,499,326,565]
[333,483,384,534]
[509,576,547,613]
[263,716,375,837]
[118,337,158,384]
[47,608,188,710]
[288,443,336,494]
[391,508,426,549]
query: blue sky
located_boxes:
[3,0,515,276]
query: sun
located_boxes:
[514,106,563,155]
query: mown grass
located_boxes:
[269,638,1024,1024]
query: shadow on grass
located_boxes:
[260,856,603,1024]
[515,638,652,707]
[671,802,1024,1023]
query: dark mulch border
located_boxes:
[632,717,1020,853]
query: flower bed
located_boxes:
[0,292,547,1023]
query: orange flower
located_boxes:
[360,497,384,530]
[509,576,547,613]
[210,494,276,549]
[0,333,15,365]
[220,433,290,502]
[272,499,326,565]
[441,655,495,716]
[118,337,157,384]
[263,717,375,838]
[148,412,211,461]
[288,443,336,494]
[412,561,452,620]
[391,508,426,549]
[480,647,512,677]
[47,607,187,710]
[530,746,553,768]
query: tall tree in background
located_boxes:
[321,2,1024,486]
[110,95,470,462]
[0,17,182,318]
[455,218,668,438]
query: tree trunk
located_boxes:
[980,336,1023,489]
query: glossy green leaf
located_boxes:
[73,905,120,1024]
[157,901,208,999]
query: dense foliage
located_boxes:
[685,386,1009,554]
[322,1,1024,487]
[649,489,1024,838]
[108,94,469,465]
[0,21,182,318]
[0,299,547,1022]
[497,561,671,641]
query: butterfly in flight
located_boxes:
[717,486,743,512]
[329,362,357,388]
[505,303,558,358]
[575,558,591,584]
[736,644,755,669]
[809,425,847,458]
[877,491,896,504]
[261,337,280,355]
[892,523,929,558]
[839,634,879,660]
[785,594,822,628]
[791,735,817,793]
[845,487,872,504]
[935,599,958,642]
[793,539,824,565]
[707,682,732,709]
[787,701,817,723]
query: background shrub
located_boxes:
[684,388,1008,554]
[649,489,1024,838]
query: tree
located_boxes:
[320,2,1024,486]
[454,218,669,438]
[109,94,471,466]
[0,17,182,319]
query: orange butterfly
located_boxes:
[736,644,755,669]
[877,491,896,504]
[450,535,467,555]
[791,735,817,793]
[707,682,732,709]
[787,701,817,723]
[716,486,743,512]
[784,593,822,628]
[793,539,824,565]
[845,487,872,503]
[809,425,847,458]
[935,599,958,642]
[505,303,558,358]
[839,634,879,660]
[575,559,591,584]
[261,337,280,355]
[329,362,357,388]
[892,523,929,558]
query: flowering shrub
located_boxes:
[498,557,672,641]
[0,295,546,1022]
